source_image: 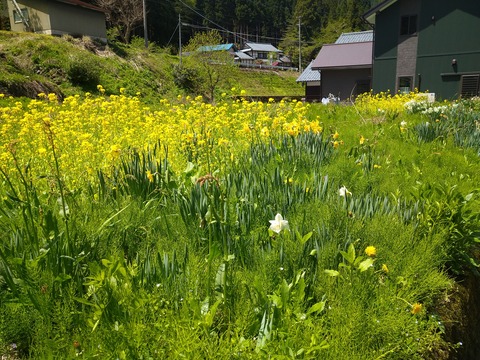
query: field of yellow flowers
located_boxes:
[1,88,323,189]
[1,90,479,359]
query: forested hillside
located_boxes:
[81,0,383,68]
[0,0,383,66]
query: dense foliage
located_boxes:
[1,90,479,358]
[82,0,384,67]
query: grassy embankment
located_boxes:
[0,31,303,101]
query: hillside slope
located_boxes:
[0,31,303,101]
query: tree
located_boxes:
[94,0,144,43]
[180,30,238,102]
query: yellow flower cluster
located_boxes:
[0,93,323,188]
[355,90,421,119]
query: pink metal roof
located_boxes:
[311,41,373,70]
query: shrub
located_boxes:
[67,54,101,88]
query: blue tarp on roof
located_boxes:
[198,43,236,52]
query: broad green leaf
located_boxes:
[300,231,313,245]
[307,301,326,315]
[358,258,374,272]
[340,243,356,264]
[324,269,340,277]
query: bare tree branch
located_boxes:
[94,0,144,43]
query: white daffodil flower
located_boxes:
[338,186,352,197]
[269,213,289,234]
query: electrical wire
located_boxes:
[176,0,286,44]
[166,21,179,47]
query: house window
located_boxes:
[13,8,28,23]
[400,15,417,35]
[398,76,413,93]
[257,52,267,59]
[460,74,480,98]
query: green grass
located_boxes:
[0,31,303,101]
[0,95,479,357]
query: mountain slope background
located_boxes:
[0,0,383,69]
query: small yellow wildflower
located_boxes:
[411,303,422,315]
[359,135,365,145]
[146,170,154,183]
[333,131,340,139]
[382,264,389,273]
[365,246,377,257]
[374,164,381,169]
[332,140,339,149]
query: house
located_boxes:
[310,31,373,101]
[6,0,107,43]
[197,43,254,65]
[241,42,282,64]
[364,0,480,99]
[296,60,321,101]
[234,50,254,65]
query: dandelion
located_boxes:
[269,213,289,234]
[338,186,352,197]
[411,303,422,315]
[365,246,377,257]
[359,135,365,145]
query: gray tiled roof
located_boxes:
[234,51,253,60]
[296,61,321,83]
[244,42,281,52]
[335,30,374,44]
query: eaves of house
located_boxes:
[364,0,397,24]
[55,0,106,13]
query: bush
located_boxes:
[67,55,101,88]
[172,64,200,93]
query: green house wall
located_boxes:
[371,0,480,99]
[372,1,400,92]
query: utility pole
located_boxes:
[179,14,182,67]
[298,17,302,73]
[143,0,148,48]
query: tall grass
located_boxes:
[1,96,479,358]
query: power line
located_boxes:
[176,0,285,45]
[166,21,179,47]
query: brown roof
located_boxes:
[56,0,106,13]
[311,41,373,70]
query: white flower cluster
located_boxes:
[404,100,429,114]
